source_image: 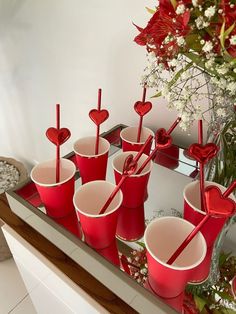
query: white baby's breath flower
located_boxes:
[227,81,236,94]
[204,6,216,19]
[195,16,210,29]
[140,268,147,275]
[181,112,191,122]
[163,35,173,44]
[176,36,185,47]
[202,41,213,53]
[192,0,198,7]
[205,58,215,69]
[148,74,157,83]
[168,58,178,67]
[176,4,185,15]
[195,16,204,29]
[217,64,229,75]
[230,35,236,46]
[179,121,188,131]
[219,78,227,88]
[173,100,185,110]
[216,108,226,117]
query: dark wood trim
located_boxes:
[0,193,137,314]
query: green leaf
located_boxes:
[145,7,156,14]
[214,290,235,302]
[220,21,235,55]
[136,241,146,249]
[151,91,162,98]
[194,295,207,312]
[170,0,177,9]
[221,309,236,314]
[185,34,202,52]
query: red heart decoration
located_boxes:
[46,127,71,146]
[134,101,152,117]
[89,109,109,126]
[123,154,137,176]
[155,128,172,149]
[188,143,219,164]
[205,186,236,218]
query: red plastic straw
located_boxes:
[198,120,206,212]
[95,88,102,155]
[223,180,236,197]
[136,117,181,175]
[98,135,153,215]
[167,117,181,135]
[167,215,210,265]
[56,104,60,183]
[137,86,147,143]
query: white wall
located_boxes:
[0,0,199,170]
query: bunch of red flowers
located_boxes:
[134,0,236,69]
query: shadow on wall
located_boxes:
[0,0,36,170]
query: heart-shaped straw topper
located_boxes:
[46,104,71,183]
[123,154,137,176]
[188,143,219,164]
[89,89,109,155]
[205,186,236,218]
[46,127,71,146]
[89,109,109,126]
[134,101,152,116]
[134,86,153,143]
[136,117,181,175]
[155,128,172,149]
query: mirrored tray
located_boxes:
[6,125,236,314]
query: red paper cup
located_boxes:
[116,204,145,241]
[73,136,110,184]
[95,240,120,267]
[120,126,154,155]
[188,245,213,284]
[73,180,123,249]
[154,145,179,170]
[183,181,235,248]
[31,158,76,218]
[54,210,82,239]
[112,151,153,208]
[144,280,184,313]
[144,217,207,298]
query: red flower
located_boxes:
[219,0,236,27]
[134,2,190,62]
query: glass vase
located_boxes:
[203,117,236,287]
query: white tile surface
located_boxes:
[0,258,28,314]
[14,258,40,294]
[10,296,37,314]
[28,282,73,314]
[2,227,50,283]
[44,272,108,314]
